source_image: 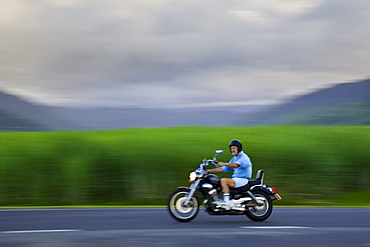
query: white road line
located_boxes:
[1,229,82,234]
[241,226,311,229]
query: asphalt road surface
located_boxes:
[0,207,369,247]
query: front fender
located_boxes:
[177,187,190,191]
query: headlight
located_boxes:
[188,172,196,182]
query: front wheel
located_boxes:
[245,191,273,221]
[167,188,200,222]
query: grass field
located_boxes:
[0,126,369,207]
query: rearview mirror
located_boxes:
[213,150,223,160]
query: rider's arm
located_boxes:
[207,162,239,174]
[207,167,223,174]
[218,162,240,168]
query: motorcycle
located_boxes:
[168,150,282,222]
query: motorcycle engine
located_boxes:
[201,183,220,201]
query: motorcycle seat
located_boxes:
[232,170,264,193]
[249,179,263,186]
[232,179,262,193]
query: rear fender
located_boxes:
[250,186,272,194]
[251,186,279,201]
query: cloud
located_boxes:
[0,0,369,107]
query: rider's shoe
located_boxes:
[214,200,234,210]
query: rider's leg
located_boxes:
[221,178,235,202]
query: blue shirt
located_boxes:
[221,151,252,179]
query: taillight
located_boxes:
[269,187,277,193]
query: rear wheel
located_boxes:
[245,191,273,221]
[167,188,200,222]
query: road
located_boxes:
[0,207,369,246]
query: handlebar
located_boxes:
[202,159,219,168]
[210,160,219,167]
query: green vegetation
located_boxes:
[0,126,369,207]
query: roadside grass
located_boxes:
[0,126,369,207]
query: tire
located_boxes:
[245,191,273,221]
[167,188,200,222]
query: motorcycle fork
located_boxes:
[184,180,200,205]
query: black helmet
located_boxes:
[229,139,242,152]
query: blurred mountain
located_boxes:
[51,106,266,130]
[236,78,370,126]
[0,91,266,131]
[0,92,85,131]
[1,78,369,131]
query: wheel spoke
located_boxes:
[245,192,273,221]
[168,190,199,222]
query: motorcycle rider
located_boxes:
[206,139,252,210]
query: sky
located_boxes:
[0,0,369,108]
